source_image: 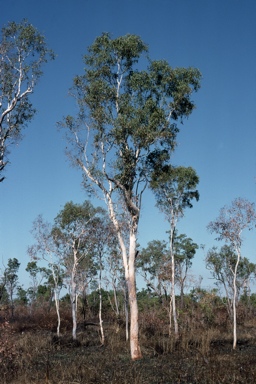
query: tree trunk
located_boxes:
[112,280,120,317]
[127,231,142,360]
[170,224,178,337]
[123,283,129,341]
[127,274,141,359]
[169,295,172,336]
[106,194,142,360]
[232,247,241,350]
[98,257,105,345]
[180,280,184,309]
[171,257,178,337]
[53,289,61,337]
[71,267,77,340]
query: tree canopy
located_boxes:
[61,33,201,222]
[0,19,54,182]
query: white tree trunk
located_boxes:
[54,289,61,337]
[232,247,241,349]
[107,195,142,360]
[124,285,129,341]
[50,264,61,337]
[71,266,77,340]
[112,281,120,317]
[171,263,179,336]
[170,224,178,337]
[127,231,142,360]
[98,259,105,345]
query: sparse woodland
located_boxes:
[1,20,256,383]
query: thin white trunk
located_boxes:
[106,195,142,360]
[170,224,178,337]
[232,247,240,350]
[98,258,105,345]
[124,286,129,341]
[113,281,120,317]
[71,294,77,340]
[169,295,172,336]
[71,260,77,340]
[127,231,142,360]
[54,290,61,337]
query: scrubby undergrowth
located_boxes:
[1,303,256,383]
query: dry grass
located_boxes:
[1,304,256,383]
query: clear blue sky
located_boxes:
[1,0,256,291]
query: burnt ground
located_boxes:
[1,305,256,384]
[2,328,256,384]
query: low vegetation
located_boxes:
[1,292,256,383]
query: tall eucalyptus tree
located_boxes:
[60,33,201,359]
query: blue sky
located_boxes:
[1,0,256,291]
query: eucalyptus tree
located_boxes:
[87,211,116,345]
[173,233,198,308]
[4,257,20,316]
[25,261,49,307]
[29,215,67,336]
[208,197,256,349]
[0,20,54,182]
[0,279,8,305]
[60,33,201,359]
[150,166,199,336]
[30,202,104,340]
[206,244,256,319]
[138,240,170,301]
[52,201,105,340]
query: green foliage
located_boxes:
[150,165,199,218]
[137,288,161,311]
[0,284,9,305]
[5,258,20,282]
[15,286,28,305]
[138,234,198,304]
[206,245,256,294]
[54,200,99,230]
[52,200,106,278]
[208,198,256,248]
[174,233,198,266]
[138,239,168,278]
[240,292,256,308]
[26,261,48,278]
[0,19,54,182]
[61,33,201,209]
[60,293,71,304]
[87,288,112,315]
[37,284,52,301]
[25,261,51,304]
[60,33,201,357]
[138,239,170,299]
[4,258,20,295]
